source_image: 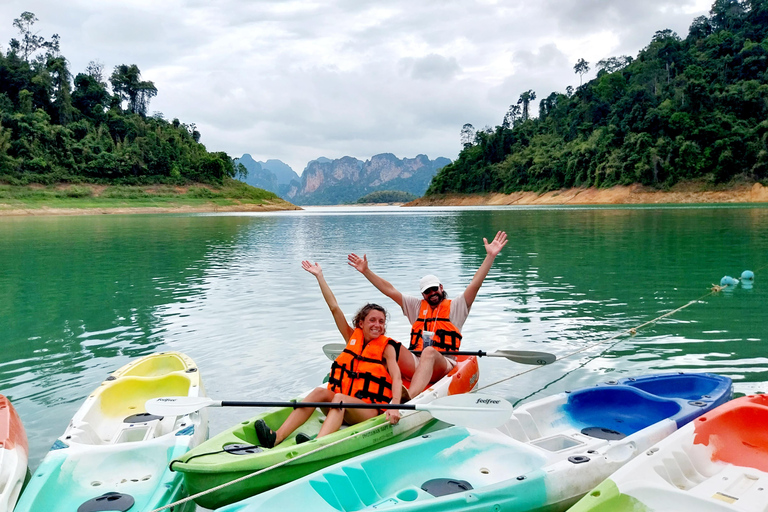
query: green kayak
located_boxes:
[170,356,479,509]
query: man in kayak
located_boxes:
[255,260,402,448]
[348,231,508,398]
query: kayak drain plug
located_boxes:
[78,492,135,512]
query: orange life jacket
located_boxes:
[409,299,462,352]
[327,328,394,404]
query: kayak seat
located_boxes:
[618,373,730,402]
[119,353,189,377]
[564,387,681,437]
[97,374,192,417]
[693,399,768,472]
[81,374,193,444]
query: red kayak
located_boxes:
[0,394,28,511]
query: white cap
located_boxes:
[419,275,442,293]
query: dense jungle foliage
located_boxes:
[428,0,768,195]
[0,12,240,186]
[356,190,417,203]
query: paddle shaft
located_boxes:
[412,350,492,357]
[219,400,412,410]
[323,343,556,365]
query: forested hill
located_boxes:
[0,12,239,186]
[428,0,768,196]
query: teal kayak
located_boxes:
[216,372,731,512]
[14,352,208,512]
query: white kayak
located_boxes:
[14,351,207,512]
[570,393,768,512]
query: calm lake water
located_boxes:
[1,205,767,471]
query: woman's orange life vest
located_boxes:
[409,299,462,352]
[327,328,395,404]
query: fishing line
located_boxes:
[477,285,727,393]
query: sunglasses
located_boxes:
[422,286,439,295]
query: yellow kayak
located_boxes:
[15,351,208,512]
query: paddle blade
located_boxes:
[494,350,556,365]
[145,396,220,416]
[322,343,346,360]
[418,393,513,429]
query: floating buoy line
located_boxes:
[478,267,759,394]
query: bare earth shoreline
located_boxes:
[2,183,767,216]
[407,182,768,207]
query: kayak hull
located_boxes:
[14,351,207,512]
[570,393,768,512]
[173,356,479,509]
[0,395,28,512]
[217,372,731,512]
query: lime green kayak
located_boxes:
[171,356,479,509]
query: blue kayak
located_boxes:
[216,372,732,512]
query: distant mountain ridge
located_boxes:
[235,153,450,205]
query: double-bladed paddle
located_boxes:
[321,343,556,366]
[146,392,513,429]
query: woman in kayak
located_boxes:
[255,260,402,448]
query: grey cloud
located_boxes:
[399,54,461,81]
[513,44,570,70]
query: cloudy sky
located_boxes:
[1,0,713,174]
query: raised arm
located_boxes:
[347,253,404,308]
[462,231,508,309]
[302,261,354,342]
[383,344,402,424]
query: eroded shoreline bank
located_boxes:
[407,183,768,206]
[3,183,768,216]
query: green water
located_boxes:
[1,205,767,470]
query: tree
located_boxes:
[596,56,633,73]
[72,72,110,118]
[517,90,537,121]
[109,64,158,116]
[12,12,45,62]
[47,56,73,124]
[43,33,61,59]
[574,58,590,86]
[710,0,745,30]
[85,61,105,83]
[688,15,713,40]
[503,104,521,128]
[460,123,476,147]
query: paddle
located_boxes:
[322,343,556,365]
[146,393,513,429]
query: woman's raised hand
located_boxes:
[347,253,369,273]
[301,260,322,276]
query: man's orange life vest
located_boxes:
[327,328,394,404]
[409,299,462,352]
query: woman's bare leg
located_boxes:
[318,393,379,437]
[274,387,335,444]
